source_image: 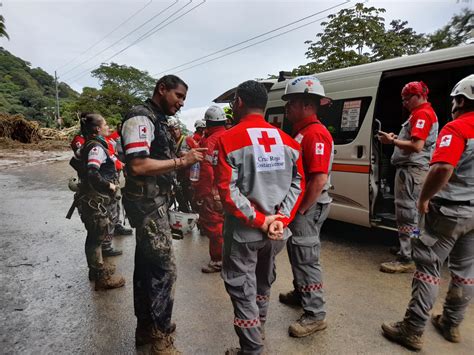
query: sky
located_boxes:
[1,0,472,130]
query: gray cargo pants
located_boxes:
[222,223,286,355]
[287,202,330,319]
[395,166,428,261]
[404,202,474,331]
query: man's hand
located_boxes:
[418,198,430,214]
[268,220,284,240]
[260,214,284,233]
[182,148,207,166]
[377,131,397,145]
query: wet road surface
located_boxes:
[1,159,472,354]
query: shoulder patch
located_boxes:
[415,119,425,129]
[315,142,325,155]
[294,133,304,144]
[439,135,452,147]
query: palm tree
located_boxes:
[0,15,10,40]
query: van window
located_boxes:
[318,96,372,145]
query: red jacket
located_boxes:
[194,126,227,200]
[215,114,305,237]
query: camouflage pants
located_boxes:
[287,202,330,319]
[78,195,115,270]
[133,197,177,333]
[404,202,474,331]
[222,221,286,355]
[395,166,427,260]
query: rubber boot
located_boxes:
[150,327,181,355]
[381,320,424,351]
[94,266,125,291]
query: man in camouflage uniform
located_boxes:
[121,75,205,354]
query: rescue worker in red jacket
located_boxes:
[378,81,438,273]
[193,119,205,144]
[278,76,334,338]
[215,80,305,355]
[382,74,474,351]
[193,105,228,273]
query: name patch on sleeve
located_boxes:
[439,135,452,147]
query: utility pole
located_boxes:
[54,71,61,128]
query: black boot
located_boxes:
[102,240,123,256]
[114,223,133,236]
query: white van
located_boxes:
[214,45,474,230]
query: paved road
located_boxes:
[1,160,472,354]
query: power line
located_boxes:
[60,0,179,78]
[65,0,206,84]
[173,3,355,75]
[156,0,350,76]
[56,0,153,72]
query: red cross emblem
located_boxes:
[441,136,449,143]
[172,221,182,229]
[257,131,277,153]
[305,80,313,87]
[141,126,147,133]
[316,143,323,150]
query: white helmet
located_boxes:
[194,119,206,128]
[68,177,79,192]
[204,105,227,122]
[282,75,330,105]
[167,118,180,128]
[169,210,199,236]
[450,74,474,100]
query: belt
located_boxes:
[432,198,472,206]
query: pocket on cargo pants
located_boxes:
[290,235,319,266]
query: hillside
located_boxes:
[0,47,78,126]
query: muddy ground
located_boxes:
[0,154,472,355]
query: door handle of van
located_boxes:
[356,145,364,158]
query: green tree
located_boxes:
[91,62,156,101]
[294,3,426,75]
[0,15,9,40]
[427,8,473,50]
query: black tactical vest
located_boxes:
[122,99,177,197]
[81,137,118,190]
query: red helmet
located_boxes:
[401,81,429,99]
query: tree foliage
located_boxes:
[0,48,77,126]
[62,63,156,127]
[427,8,473,50]
[0,15,9,40]
[294,3,428,75]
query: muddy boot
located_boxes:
[381,321,423,351]
[380,260,415,273]
[136,322,176,347]
[431,314,461,343]
[201,261,222,273]
[289,313,327,337]
[88,263,116,281]
[94,266,125,291]
[279,289,301,307]
[150,327,181,355]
